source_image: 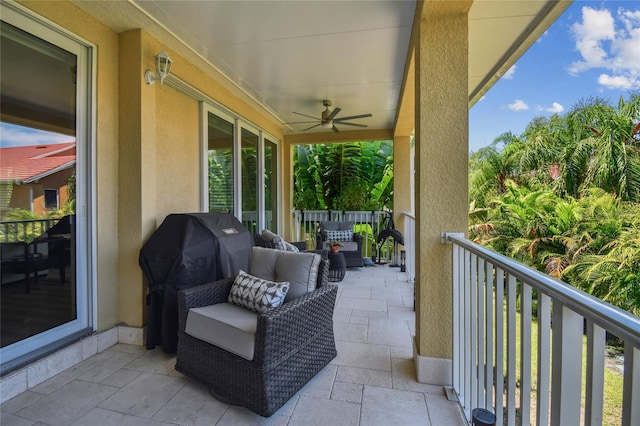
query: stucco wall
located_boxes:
[155,86,200,219]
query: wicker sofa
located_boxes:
[175,248,337,417]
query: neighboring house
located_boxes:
[0,142,75,218]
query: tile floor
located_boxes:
[1,265,467,426]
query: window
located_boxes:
[44,189,59,210]
[206,112,234,213]
[264,138,278,231]
[202,104,280,234]
[241,126,258,233]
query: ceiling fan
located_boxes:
[287,100,372,132]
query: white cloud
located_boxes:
[502,65,517,80]
[597,73,636,89]
[548,102,564,113]
[568,5,640,90]
[507,99,529,111]
[0,123,73,147]
[537,102,564,114]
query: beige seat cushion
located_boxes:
[185,302,258,360]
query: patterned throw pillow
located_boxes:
[261,229,285,250]
[325,229,353,242]
[228,270,290,313]
[283,241,300,252]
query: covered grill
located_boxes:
[139,212,252,353]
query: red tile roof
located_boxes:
[0,142,76,183]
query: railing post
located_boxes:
[453,243,461,397]
[505,274,516,426]
[470,253,478,412]
[550,302,583,426]
[537,293,551,426]
[463,248,471,414]
[495,268,504,426]
[484,260,494,411]
[477,258,486,409]
[519,284,532,426]
[622,344,640,426]
[585,321,605,426]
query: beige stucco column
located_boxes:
[413,2,470,385]
[280,139,294,241]
[117,30,158,327]
[393,135,413,232]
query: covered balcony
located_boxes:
[1,0,638,425]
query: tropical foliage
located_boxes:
[470,93,640,316]
[293,141,394,211]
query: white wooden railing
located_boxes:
[0,218,60,243]
[401,211,415,283]
[446,233,639,426]
[291,210,392,256]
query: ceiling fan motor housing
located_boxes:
[288,99,371,132]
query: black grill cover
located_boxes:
[139,212,252,352]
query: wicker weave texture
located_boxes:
[176,258,337,417]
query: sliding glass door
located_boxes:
[0,3,93,372]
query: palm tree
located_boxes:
[563,227,640,316]
[557,95,640,202]
[469,132,524,206]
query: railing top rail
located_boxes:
[447,234,640,347]
[0,218,57,225]
[400,211,415,219]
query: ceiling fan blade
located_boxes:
[326,107,341,121]
[332,125,339,132]
[293,112,321,120]
[335,121,368,128]
[285,120,321,124]
[333,113,372,122]
[303,123,321,131]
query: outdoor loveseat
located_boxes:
[175,247,337,417]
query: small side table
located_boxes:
[327,251,346,282]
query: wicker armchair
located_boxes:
[175,256,336,417]
[315,221,364,268]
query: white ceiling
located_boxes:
[134,0,415,135]
[69,0,569,136]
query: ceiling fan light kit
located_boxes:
[288,99,372,132]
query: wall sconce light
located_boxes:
[145,48,172,85]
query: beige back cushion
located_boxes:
[249,246,321,302]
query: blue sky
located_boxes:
[0,122,73,148]
[469,0,640,152]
